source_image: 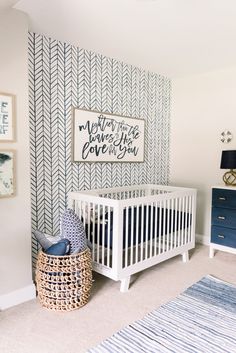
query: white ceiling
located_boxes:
[14,0,236,77]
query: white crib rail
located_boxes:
[68,193,118,279]
[68,185,196,290]
[120,192,195,271]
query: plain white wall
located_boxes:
[171,67,236,242]
[0,9,34,304]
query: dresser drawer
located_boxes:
[212,207,236,228]
[211,226,236,248]
[212,188,236,209]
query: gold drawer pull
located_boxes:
[217,216,225,220]
[218,197,226,201]
[218,234,225,239]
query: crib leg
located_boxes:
[209,246,215,258]
[120,276,131,292]
[182,251,189,263]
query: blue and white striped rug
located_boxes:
[88,276,236,353]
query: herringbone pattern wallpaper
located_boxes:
[29,32,171,264]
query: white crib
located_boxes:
[68,184,196,292]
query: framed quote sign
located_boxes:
[0,92,16,142]
[72,108,145,162]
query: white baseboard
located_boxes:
[196,233,210,246]
[0,283,36,310]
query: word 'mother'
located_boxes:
[78,114,142,160]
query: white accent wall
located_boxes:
[0,9,35,309]
[171,67,236,243]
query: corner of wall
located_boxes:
[196,234,210,245]
[0,9,33,307]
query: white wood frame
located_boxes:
[209,243,236,258]
[69,184,197,292]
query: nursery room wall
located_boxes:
[29,33,171,264]
[0,9,35,309]
[171,67,236,244]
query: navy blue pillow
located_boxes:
[44,239,70,256]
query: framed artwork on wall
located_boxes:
[0,92,16,142]
[0,150,16,198]
[72,108,145,162]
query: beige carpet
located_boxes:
[0,245,236,353]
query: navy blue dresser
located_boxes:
[210,186,236,257]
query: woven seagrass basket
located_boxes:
[35,248,92,311]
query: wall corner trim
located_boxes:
[196,233,210,246]
[0,283,36,310]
